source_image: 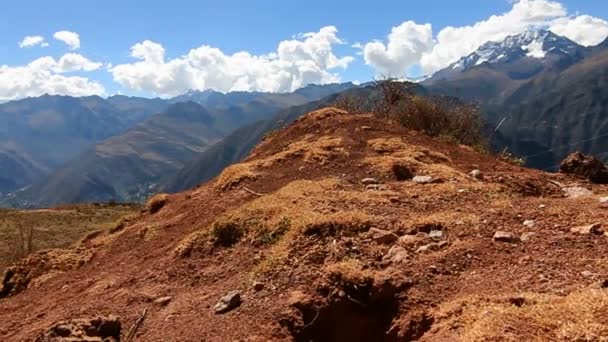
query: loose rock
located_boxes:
[493,231,521,243]
[416,241,448,253]
[599,197,608,204]
[523,220,536,228]
[412,175,437,184]
[468,169,484,180]
[361,178,378,185]
[570,223,603,235]
[214,290,242,314]
[429,230,444,240]
[383,245,409,264]
[366,184,387,191]
[154,296,172,306]
[559,152,608,184]
[563,186,594,199]
[368,228,399,244]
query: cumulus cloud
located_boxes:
[0,54,105,101]
[110,26,353,96]
[18,35,48,48]
[360,0,608,77]
[550,15,608,46]
[53,31,80,50]
[362,21,433,76]
[53,53,103,73]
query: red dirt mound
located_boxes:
[1,108,608,341]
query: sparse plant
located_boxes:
[498,148,526,166]
[255,217,291,245]
[212,219,246,247]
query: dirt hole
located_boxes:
[283,277,402,341]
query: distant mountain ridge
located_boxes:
[0,95,167,195]
[2,83,356,207]
[424,29,608,169]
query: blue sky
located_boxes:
[1,0,607,100]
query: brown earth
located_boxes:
[1,108,607,341]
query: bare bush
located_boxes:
[333,79,487,148]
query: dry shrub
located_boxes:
[211,219,247,247]
[432,289,608,341]
[334,80,487,148]
[331,95,369,114]
[146,193,169,214]
[215,163,259,190]
[373,80,486,147]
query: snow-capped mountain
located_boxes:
[449,29,585,71]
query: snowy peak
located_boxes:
[451,30,584,71]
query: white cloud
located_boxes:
[362,21,434,76]
[0,54,105,101]
[53,31,80,50]
[110,26,354,96]
[18,35,47,48]
[550,15,608,46]
[53,53,103,73]
[360,0,608,77]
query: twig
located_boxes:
[302,309,320,329]
[126,308,148,342]
[242,186,265,197]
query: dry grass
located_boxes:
[146,193,169,214]
[432,288,608,341]
[0,204,140,271]
[257,135,347,167]
[1,247,94,297]
[363,138,454,179]
[298,107,348,122]
[175,178,385,268]
[215,162,260,190]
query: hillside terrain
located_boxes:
[424,30,608,169]
[0,203,140,271]
[0,95,167,194]
[1,108,607,341]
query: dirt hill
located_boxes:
[1,108,608,341]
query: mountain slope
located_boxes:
[424,29,608,168]
[0,95,166,193]
[1,108,607,340]
[495,48,608,169]
[9,102,223,207]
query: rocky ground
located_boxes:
[1,108,607,341]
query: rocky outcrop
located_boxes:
[560,152,608,184]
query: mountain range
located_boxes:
[2,29,608,207]
[0,83,354,207]
[423,29,608,169]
